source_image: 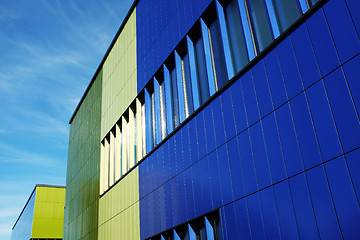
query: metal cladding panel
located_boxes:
[98,167,140,240]
[11,189,36,240]
[64,70,102,240]
[101,9,137,139]
[31,186,66,239]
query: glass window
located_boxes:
[269,0,302,34]
[245,0,274,52]
[141,97,146,155]
[200,19,217,97]
[186,36,201,110]
[168,58,181,128]
[175,51,186,123]
[193,26,211,104]
[116,123,122,179]
[159,75,167,139]
[310,0,320,6]
[224,0,251,73]
[132,105,137,164]
[163,64,174,134]
[145,88,154,152]
[177,41,195,117]
[154,77,162,144]
[205,13,228,90]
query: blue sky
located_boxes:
[0,0,133,239]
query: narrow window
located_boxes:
[165,55,180,128]
[154,77,162,144]
[186,36,201,110]
[190,22,211,105]
[245,0,274,52]
[268,0,302,34]
[158,70,167,139]
[121,116,128,175]
[175,50,186,123]
[224,0,252,72]
[116,123,122,179]
[200,19,217,97]
[126,114,130,171]
[177,40,195,117]
[163,64,174,134]
[141,96,146,155]
[133,106,137,164]
[145,87,154,152]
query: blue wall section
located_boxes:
[138,0,360,239]
[136,0,213,93]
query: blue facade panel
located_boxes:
[137,0,360,239]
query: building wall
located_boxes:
[11,189,36,240]
[101,9,137,139]
[31,186,66,239]
[137,0,360,239]
[66,0,360,239]
[64,72,102,240]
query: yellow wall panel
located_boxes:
[31,186,65,239]
[101,9,137,139]
[98,167,139,240]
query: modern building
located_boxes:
[64,0,360,239]
[11,184,66,240]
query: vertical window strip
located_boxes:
[159,80,167,139]
[122,116,127,175]
[100,142,104,194]
[128,107,135,169]
[215,0,235,79]
[109,131,115,186]
[224,0,250,73]
[154,77,162,144]
[183,52,194,115]
[208,17,228,90]
[134,107,137,164]
[170,64,180,128]
[141,99,146,155]
[186,36,201,110]
[175,51,186,123]
[237,0,257,58]
[151,90,156,148]
[126,117,130,171]
[194,33,211,104]
[298,0,310,13]
[164,64,174,134]
[264,0,281,38]
[200,19,217,96]
[181,57,190,118]
[104,137,109,190]
[136,98,143,162]
[116,123,122,179]
[114,130,117,181]
[145,88,153,153]
[245,0,275,52]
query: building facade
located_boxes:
[64,0,360,239]
[11,185,65,240]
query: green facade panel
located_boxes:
[64,70,103,240]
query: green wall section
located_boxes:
[65,7,139,240]
[101,9,137,140]
[98,167,140,240]
[64,71,103,240]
